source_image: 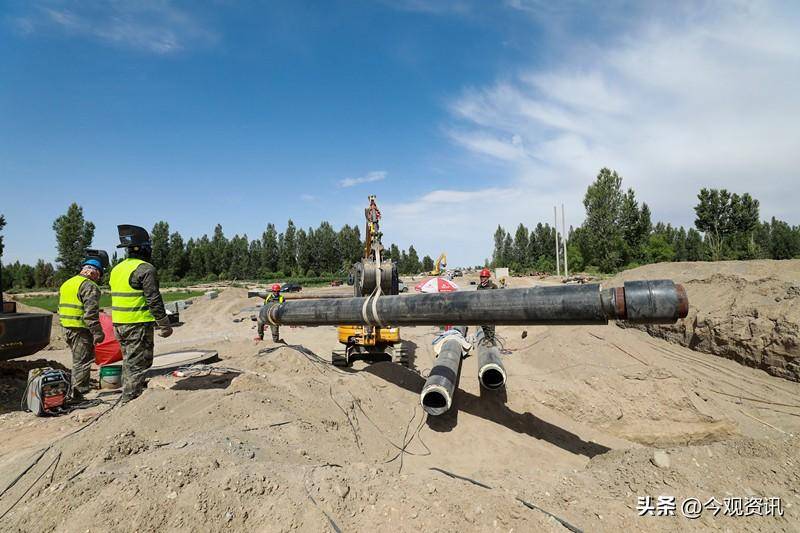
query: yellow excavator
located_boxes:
[430,252,447,276]
[333,195,406,367]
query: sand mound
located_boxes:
[611,260,800,381]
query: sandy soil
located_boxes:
[613,260,800,381]
[1,265,799,532]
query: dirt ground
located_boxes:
[1,263,799,532]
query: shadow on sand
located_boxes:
[359,361,610,458]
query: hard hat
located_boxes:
[82,258,104,275]
[84,249,110,270]
[272,283,281,292]
[480,268,491,278]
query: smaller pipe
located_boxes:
[477,343,506,390]
[421,328,467,416]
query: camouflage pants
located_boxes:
[479,325,496,347]
[65,328,94,393]
[257,307,280,341]
[114,323,154,402]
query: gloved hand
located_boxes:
[158,326,173,338]
[93,333,106,345]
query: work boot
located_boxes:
[70,389,86,403]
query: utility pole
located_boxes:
[562,203,568,278]
[554,206,560,277]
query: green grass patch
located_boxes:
[19,290,205,313]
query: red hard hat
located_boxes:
[480,268,491,278]
[272,283,281,292]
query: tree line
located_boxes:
[0,204,434,289]
[492,168,800,273]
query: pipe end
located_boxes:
[478,363,507,390]
[421,384,452,416]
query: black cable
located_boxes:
[429,467,584,533]
[0,451,62,520]
[305,490,342,533]
[348,395,431,459]
[328,386,361,450]
[0,395,121,502]
[258,344,354,376]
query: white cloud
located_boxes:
[15,1,217,54]
[392,1,800,265]
[300,194,317,202]
[338,170,388,188]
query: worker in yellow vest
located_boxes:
[110,225,172,403]
[57,251,108,400]
[255,283,284,342]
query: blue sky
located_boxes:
[2,1,799,267]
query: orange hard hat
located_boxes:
[480,268,491,278]
[272,283,281,292]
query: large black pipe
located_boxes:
[265,280,688,327]
[421,328,468,416]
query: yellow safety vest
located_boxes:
[265,293,284,304]
[110,258,155,324]
[58,275,96,328]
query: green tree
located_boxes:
[728,193,760,259]
[228,234,250,279]
[582,168,624,272]
[33,260,55,288]
[769,218,800,259]
[261,224,279,273]
[210,224,228,276]
[150,221,171,273]
[280,220,298,274]
[619,188,643,263]
[9,261,35,289]
[513,223,529,270]
[492,226,506,267]
[52,203,95,282]
[694,189,761,260]
[338,224,362,269]
[422,255,434,272]
[389,244,401,265]
[685,228,704,261]
[167,232,188,280]
[247,238,263,278]
[399,249,409,274]
[502,233,513,267]
[645,234,675,263]
[566,243,584,272]
[694,188,728,260]
[673,227,688,262]
[296,229,311,275]
[313,222,340,274]
[406,245,421,274]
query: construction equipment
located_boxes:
[0,246,52,361]
[430,253,447,276]
[333,195,406,367]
